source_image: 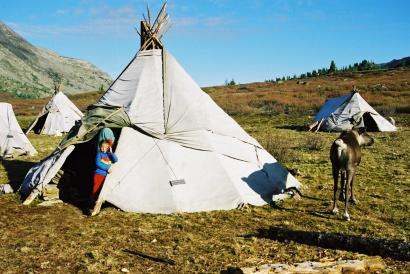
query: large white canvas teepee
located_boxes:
[310,90,397,132]
[0,103,37,158]
[20,4,300,213]
[26,91,83,136]
[95,49,300,213]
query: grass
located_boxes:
[0,112,409,272]
[1,70,410,272]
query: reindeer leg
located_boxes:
[339,170,345,201]
[349,170,358,205]
[343,169,353,221]
[332,167,339,214]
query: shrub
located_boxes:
[223,102,254,115]
[304,134,326,151]
[259,133,297,163]
[396,105,410,114]
[247,99,287,114]
[375,105,396,116]
[238,86,249,92]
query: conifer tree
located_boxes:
[329,60,337,73]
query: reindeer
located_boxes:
[330,128,374,221]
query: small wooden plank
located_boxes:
[90,198,104,216]
[23,190,39,205]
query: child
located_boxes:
[92,140,118,203]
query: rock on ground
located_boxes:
[239,256,386,274]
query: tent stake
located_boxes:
[91,198,104,216]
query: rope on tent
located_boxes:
[84,107,125,134]
[92,137,175,216]
[58,106,125,150]
[103,144,157,191]
[153,139,178,180]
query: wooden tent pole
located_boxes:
[140,21,149,48]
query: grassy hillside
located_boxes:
[0,69,409,272]
[5,68,410,119]
[0,21,112,98]
[205,68,410,117]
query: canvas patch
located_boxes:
[169,179,186,186]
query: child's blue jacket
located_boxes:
[95,151,118,176]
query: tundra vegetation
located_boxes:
[0,69,409,272]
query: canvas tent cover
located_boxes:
[26,91,83,136]
[0,103,37,158]
[21,48,300,214]
[310,91,397,132]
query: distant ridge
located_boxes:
[381,56,410,69]
[0,21,112,98]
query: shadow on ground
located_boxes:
[1,159,36,191]
[275,125,308,131]
[242,163,292,204]
[244,226,410,261]
[270,202,334,220]
[123,249,175,265]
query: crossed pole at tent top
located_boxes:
[135,2,171,51]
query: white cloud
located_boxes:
[8,2,235,41]
[55,9,69,15]
[10,4,142,38]
[173,15,230,27]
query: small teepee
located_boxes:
[309,88,397,132]
[0,103,37,158]
[25,83,83,136]
[21,4,300,213]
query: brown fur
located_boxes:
[330,129,374,220]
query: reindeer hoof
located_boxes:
[342,213,350,221]
[332,208,339,214]
[350,197,358,205]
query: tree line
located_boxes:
[224,58,410,86]
[265,59,410,83]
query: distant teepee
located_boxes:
[309,87,397,132]
[21,3,300,213]
[0,103,37,158]
[25,83,83,136]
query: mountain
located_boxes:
[381,56,410,69]
[0,21,112,98]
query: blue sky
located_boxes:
[0,0,409,86]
